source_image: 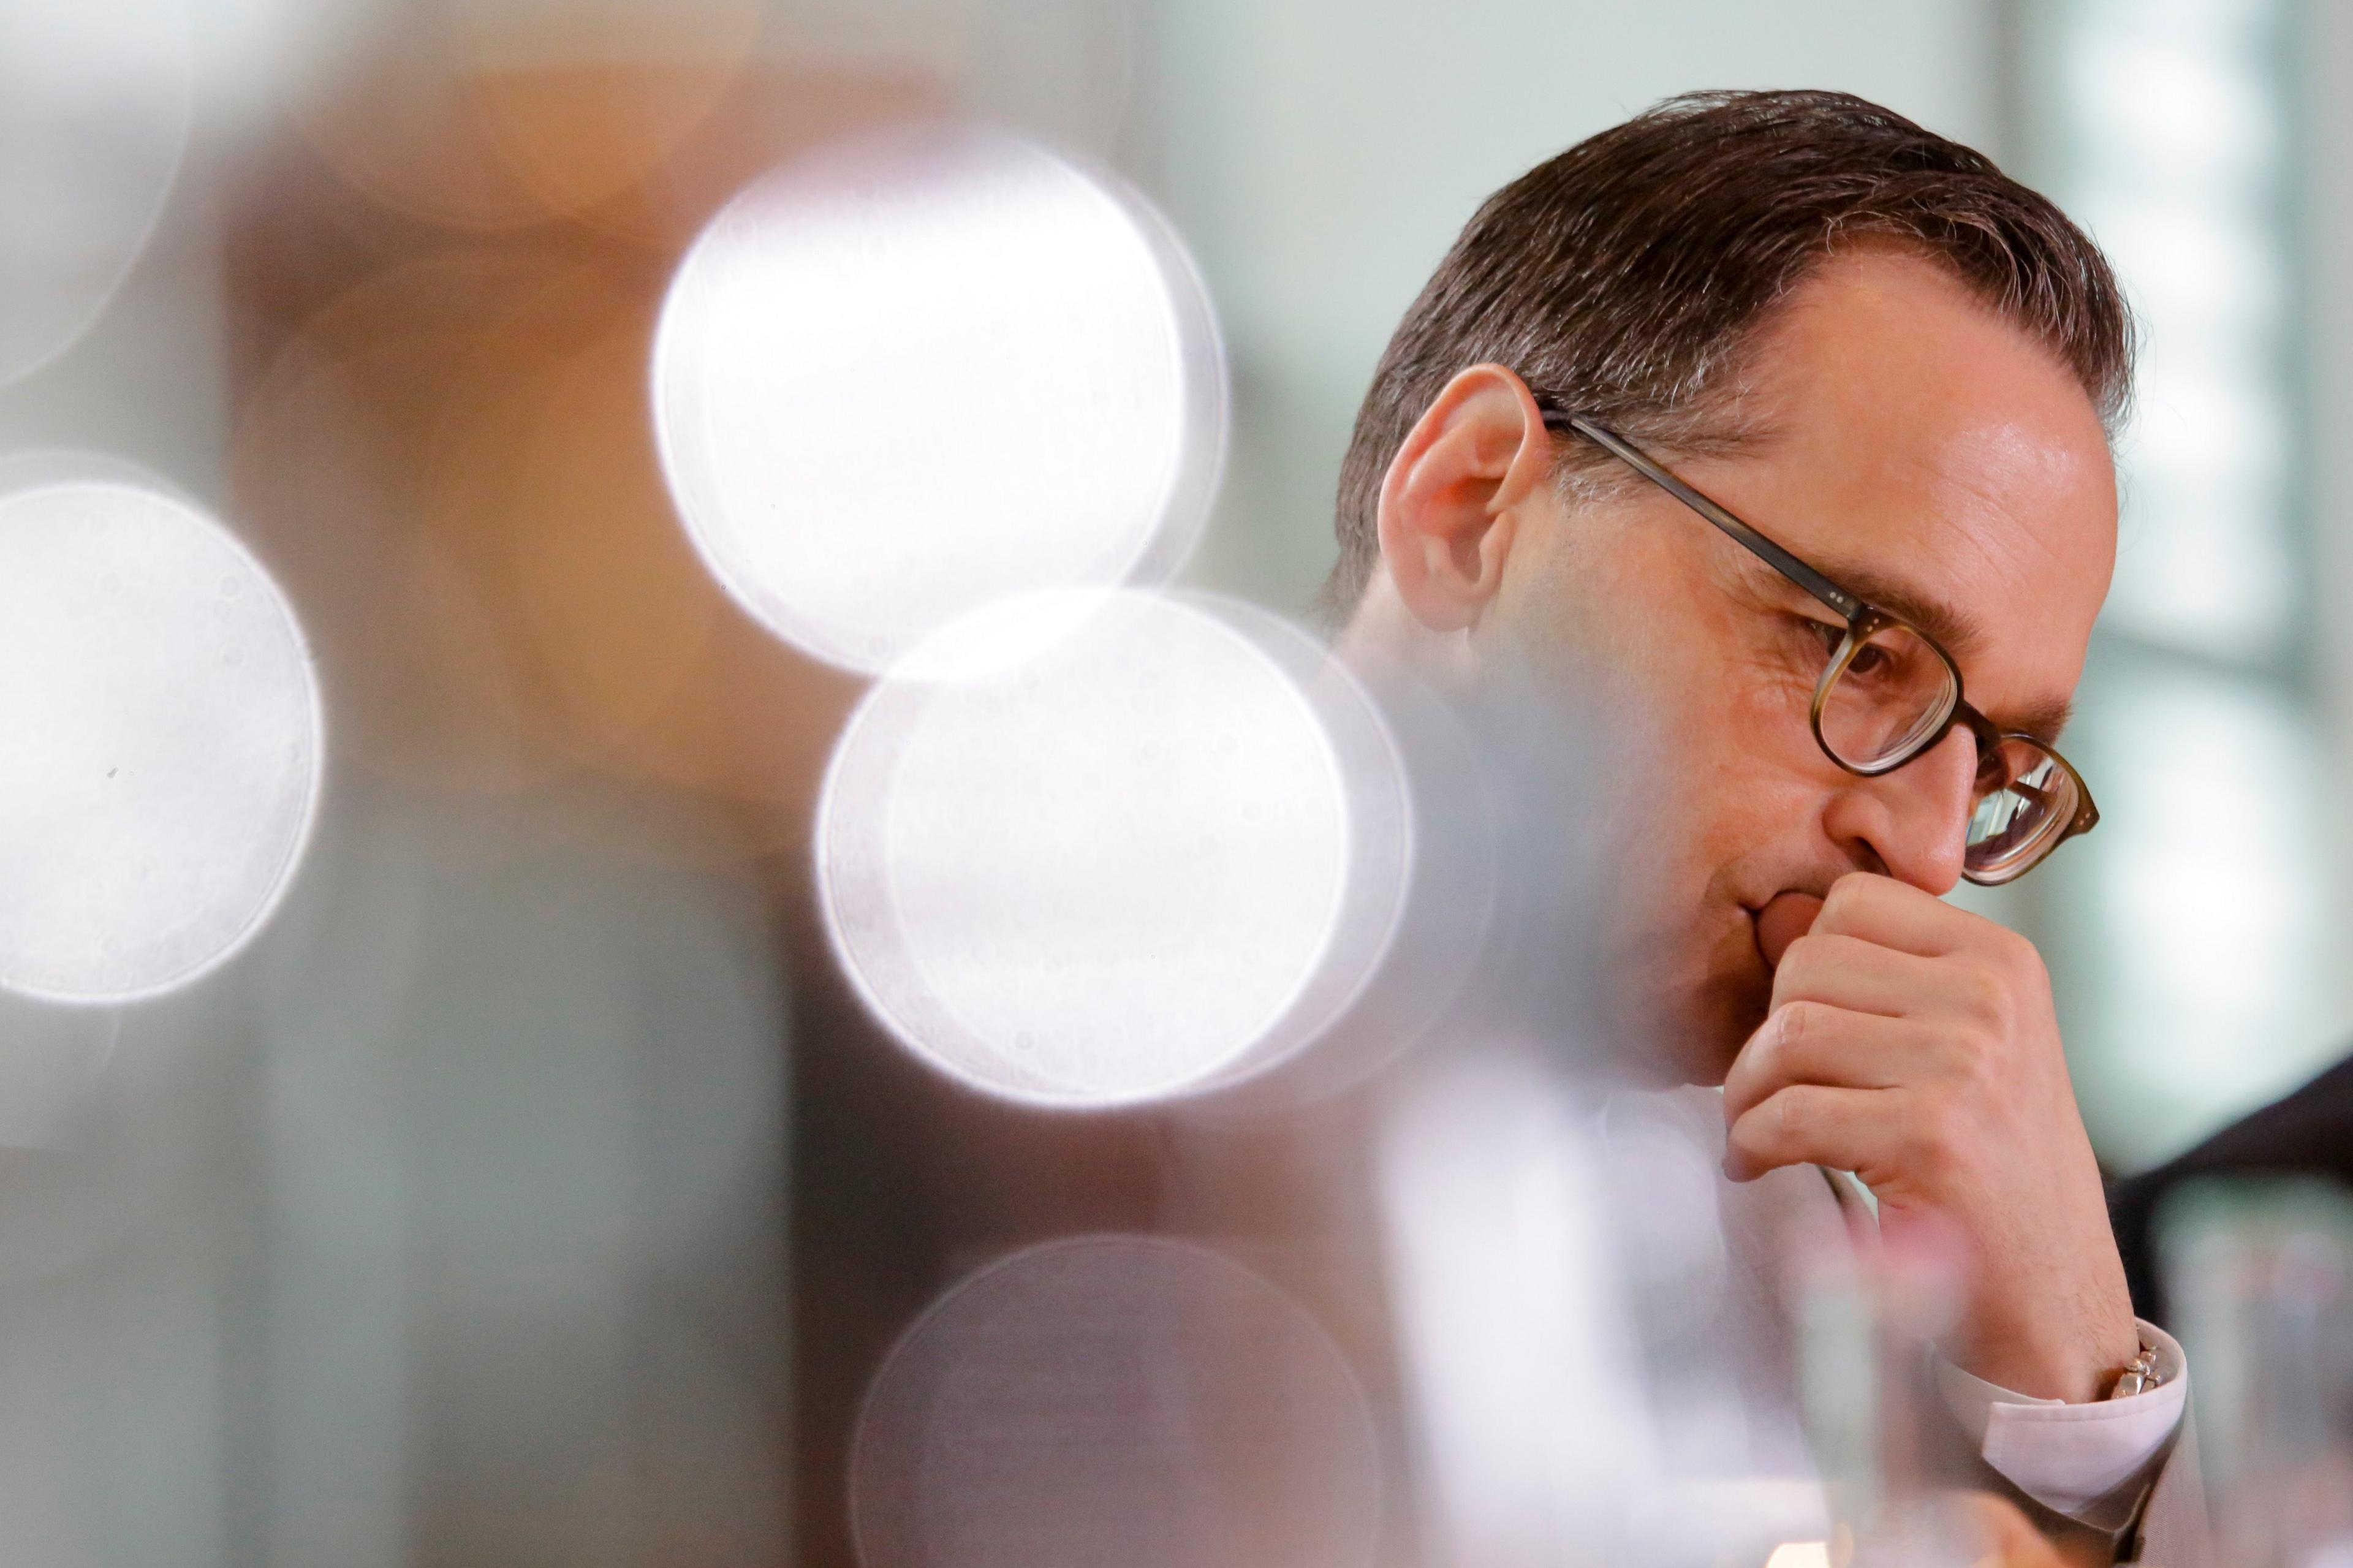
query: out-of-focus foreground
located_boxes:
[7,1,2353,1566]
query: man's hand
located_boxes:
[1721,871,2139,1403]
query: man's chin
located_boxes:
[1589,909,1771,1088]
[1642,963,1769,1089]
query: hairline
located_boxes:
[1327,92,2136,626]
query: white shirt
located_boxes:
[1827,1165,2189,1521]
[1797,1135,2183,1525]
[1938,1322,2188,1518]
[1388,1070,2208,1566]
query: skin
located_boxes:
[1341,247,2139,1406]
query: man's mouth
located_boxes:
[1753,890,1826,972]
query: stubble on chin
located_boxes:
[1619,924,1770,1089]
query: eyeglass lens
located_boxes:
[1814,620,1960,770]
[1814,622,2078,883]
[1965,737,2080,882]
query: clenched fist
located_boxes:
[1722,871,2139,1403]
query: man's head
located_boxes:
[1333,91,2130,1083]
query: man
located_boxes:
[1332,91,2205,1562]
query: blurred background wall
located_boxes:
[0,0,2348,1564]
[1150,0,2353,1175]
[1169,0,2353,1176]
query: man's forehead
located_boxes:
[1744,253,2117,506]
[1714,252,2118,737]
[1802,555,1985,662]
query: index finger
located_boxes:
[1811,871,1971,959]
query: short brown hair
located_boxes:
[1325,89,2134,616]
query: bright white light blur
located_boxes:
[0,0,192,387]
[819,590,1406,1108]
[2045,0,2332,1175]
[2060,0,2289,662]
[1597,1092,1730,1340]
[652,121,1226,673]
[1382,1059,1833,1566]
[2085,666,2330,1165]
[1764,1542,1833,1568]
[850,1234,1380,1568]
[1379,1055,1657,1566]
[2068,4,2276,193]
[0,477,323,1002]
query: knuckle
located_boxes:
[1777,1001,1811,1045]
[1912,1097,1972,1181]
[1934,1006,2003,1083]
[1775,999,1837,1053]
[1991,925,2048,983]
[1903,1115,1946,1178]
[1949,1042,1999,1102]
[1775,1086,1816,1141]
[1961,967,2010,1028]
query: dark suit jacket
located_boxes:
[2110,1050,2353,1326]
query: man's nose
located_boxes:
[1821,724,1977,893]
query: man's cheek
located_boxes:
[1677,947,1772,1086]
[1599,888,1768,1084]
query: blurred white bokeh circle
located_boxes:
[0,476,323,1002]
[817,590,1407,1108]
[652,121,1226,674]
[851,1235,1381,1568]
[0,0,192,387]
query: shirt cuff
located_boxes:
[1933,1321,2188,1520]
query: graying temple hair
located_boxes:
[1322,89,2135,623]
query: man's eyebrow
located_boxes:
[1742,551,2072,741]
[1995,695,2076,748]
[1794,558,1987,662]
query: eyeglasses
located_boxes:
[1537,408,2099,887]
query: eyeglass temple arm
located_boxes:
[1545,412,1864,622]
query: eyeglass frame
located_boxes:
[1531,402,2100,884]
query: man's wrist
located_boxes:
[2077,1312,2151,1404]
[1949,1312,2141,1404]
[1935,1322,2189,1524]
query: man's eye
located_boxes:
[1798,619,1846,659]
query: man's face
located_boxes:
[1480,249,2118,1083]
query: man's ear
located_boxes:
[1375,364,1557,634]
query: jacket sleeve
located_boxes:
[2124,1413,2215,1567]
